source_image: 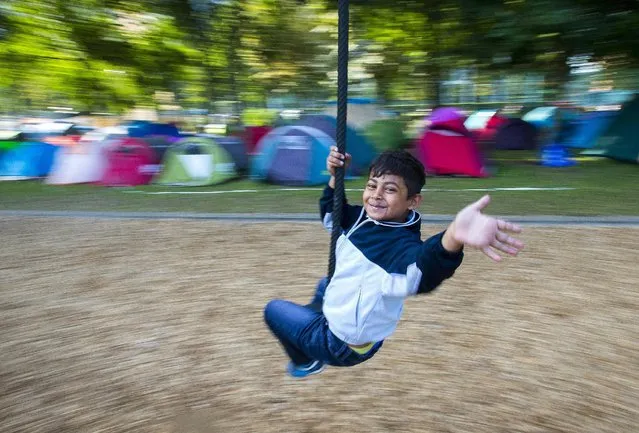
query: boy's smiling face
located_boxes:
[363,173,422,222]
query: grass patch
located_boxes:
[0,152,637,216]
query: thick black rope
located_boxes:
[327,0,349,282]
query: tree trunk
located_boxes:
[429,66,443,106]
[425,2,443,107]
[228,1,242,116]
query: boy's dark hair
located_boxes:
[368,150,425,197]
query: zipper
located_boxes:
[354,286,363,330]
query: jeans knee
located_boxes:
[264,299,283,327]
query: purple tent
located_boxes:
[494,119,538,150]
[428,107,465,124]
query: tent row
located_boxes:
[0,114,374,186]
[1,100,636,185]
[0,115,377,186]
[464,99,638,157]
[0,135,247,186]
[414,98,639,177]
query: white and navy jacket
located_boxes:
[320,186,464,345]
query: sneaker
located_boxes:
[286,360,325,378]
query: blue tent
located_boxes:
[0,142,60,179]
[562,111,617,149]
[123,121,182,160]
[293,114,377,175]
[522,106,557,130]
[250,126,336,185]
[126,121,180,138]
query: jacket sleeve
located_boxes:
[415,231,464,294]
[319,185,362,231]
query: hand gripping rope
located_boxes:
[327,0,349,282]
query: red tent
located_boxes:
[476,113,509,144]
[98,138,159,186]
[242,126,272,155]
[416,108,488,178]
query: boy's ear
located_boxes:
[408,194,423,210]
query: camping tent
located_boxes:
[563,110,617,149]
[47,127,129,185]
[98,138,159,186]
[522,106,582,145]
[125,121,182,160]
[242,126,272,155]
[0,141,60,179]
[250,125,336,185]
[46,135,112,185]
[494,119,538,150]
[581,98,639,163]
[41,135,82,147]
[416,108,488,177]
[293,114,376,175]
[144,135,180,160]
[126,121,180,138]
[79,126,128,144]
[155,136,240,186]
[465,110,509,144]
[522,106,557,129]
[0,131,23,155]
[427,107,467,127]
[200,135,249,172]
[464,110,498,131]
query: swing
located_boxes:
[327,0,349,282]
[302,0,348,315]
[261,0,356,378]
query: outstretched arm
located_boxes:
[442,195,525,262]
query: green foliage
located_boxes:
[241,108,279,126]
[363,119,408,152]
[0,0,637,113]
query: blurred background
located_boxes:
[1,0,637,128]
[0,0,638,206]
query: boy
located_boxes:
[264,148,524,378]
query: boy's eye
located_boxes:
[366,183,376,189]
[385,188,397,193]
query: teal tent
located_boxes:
[581,98,639,163]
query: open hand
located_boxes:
[451,195,525,262]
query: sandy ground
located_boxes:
[0,217,637,433]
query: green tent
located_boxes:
[155,137,238,186]
[581,97,639,163]
[0,131,23,151]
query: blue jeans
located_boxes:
[264,277,382,367]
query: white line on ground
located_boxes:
[1,210,638,226]
[121,187,576,195]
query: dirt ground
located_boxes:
[0,217,637,433]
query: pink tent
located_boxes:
[98,138,159,186]
[416,108,488,178]
[241,126,272,155]
[474,113,509,145]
